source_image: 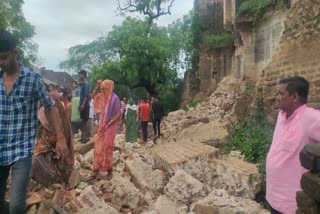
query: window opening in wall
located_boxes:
[255,30,265,63]
[212,64,217,79]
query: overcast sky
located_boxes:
[23,0,194,71]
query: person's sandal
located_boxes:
[95,174,102,181]
[106,174,113,180]
[81,138,90,144]
[85,174,96,182]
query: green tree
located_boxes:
[62,17,185,97]
[117,0,175,26]
[59,37,113,73]
[91,18,180,96]
[0,0,38,66]
[167,12,193,71]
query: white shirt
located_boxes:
[89,100,94,119]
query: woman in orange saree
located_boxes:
[87,79,121,181]
[32,91,74,187]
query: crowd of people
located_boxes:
[0,30,166,214]
[1,29,320,214]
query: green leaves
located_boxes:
[62,17,188,97]
[203,33,234,49]
[61,11,192,112]
[223,112,273,163]
[0,0,38,66]
[235,0,289,25]
[221,111,274,194]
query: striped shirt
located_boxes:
[0,64,53,166]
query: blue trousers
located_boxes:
[0,156,32,214]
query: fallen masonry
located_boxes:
[14,75,270,213]
[22,132,267,213]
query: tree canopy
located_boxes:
[60,6,193,112]
[117,0,175,22]
[61,16,192,96]
[0,0,38,66]
[90,17,180,96]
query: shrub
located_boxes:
[221,111,274,193]
[235,0,290,25]
[203,33,234,49]
[235,0,272,24]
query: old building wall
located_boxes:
[198,0,233,95]
[254,11,287,72]
[234,10,288,81]
[180,69,193,107]
[256,0,320,118]
[199,49,233,94]
[193,0,320,113]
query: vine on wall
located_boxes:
[190,0,202,93]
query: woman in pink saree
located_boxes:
[87,79,121,180]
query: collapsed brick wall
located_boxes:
[297,144,320,213]
[257,0,320,118]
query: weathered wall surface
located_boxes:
[189,0,320,114]
[180,69,195,107]
[234,10,288,82]
[199,49,233,94]
[256,0,320,117]
[198,0,232,95]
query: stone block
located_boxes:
[191,189,269,214]
[194,204,219,214]
[125,157,165,192]
[36,203,55,214]
[74,142,94,155]
[27,205,37,214]
[111,172,144,208]
[84,149,94,164]
[26,192,42,206]
[213,157,261,200]
[69,169,81,189]
[164,170,207,204]
[301,172,320,201]
[296,191,320,213]
[151,195,179,214]
[153,140,219,187]
[299,144,320,172]
[43,188,55,199]
[63,186,119,214]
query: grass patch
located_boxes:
[185,98,203,110]
[235,0,290,25]
[203,33,234,49]
[236,0,272,24]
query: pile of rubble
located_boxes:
[20,74,269,213]
[24,133,267,214]
[161,75,248,144]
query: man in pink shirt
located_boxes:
[266,76,320,214]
